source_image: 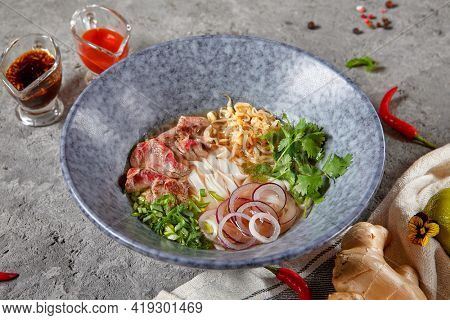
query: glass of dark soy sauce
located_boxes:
[0,34,63,126]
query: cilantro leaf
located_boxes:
[273,153,292,173]
[322,154,353,179]
[301,132,326,159]
[294,174,323,196]
[247,114,352,214]
[294,118,308,137]
[277,137,291,152]
[274,168,296,187]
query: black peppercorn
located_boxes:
[307,21,319,30]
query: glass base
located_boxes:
[16,97,64,127]
[84,70,99,84]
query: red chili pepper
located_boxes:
[379,87,437,149]
[0,272,19,282]
[265,266,311,299]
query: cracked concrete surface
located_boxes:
[0,0,449,299]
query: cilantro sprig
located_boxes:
[246,114,352,214]
[130,193,213,249]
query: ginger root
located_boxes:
[328,222,427,300]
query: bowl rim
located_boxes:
[60,34,385,269]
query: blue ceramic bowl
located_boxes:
[61,35,384,269]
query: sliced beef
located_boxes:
[147,178,189,202]
[157,127,177,144]
[157,116,210,161]
[125,168,164,193]
[126,116,211,202]
[129,138,190,178]
[125,168,188,202]
[176,116,210,136]
[175,137,209,160]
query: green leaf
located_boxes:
[276,170,296,187]
[301,132,326,158]
[293,167,324,196]
[345,56,377,72]
[303,121,322,135]
[277,137,291,152]
[322,154,353,179]
[273,153,292,173]
[294,118,308,136]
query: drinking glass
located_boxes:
[70,4,131,82]
[0,34,63,127]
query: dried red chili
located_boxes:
[265,266,311,299]
[0,272,19,282]
[379,87,437,149]
[365,19,375,29]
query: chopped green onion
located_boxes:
[208,190,225,202]
[199,188,207,197]
[129,193,213,249]
[202,221,214,235]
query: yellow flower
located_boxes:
[407,212,440,247]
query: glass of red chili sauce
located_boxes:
[70,5,131,82]
[0,34,63,126]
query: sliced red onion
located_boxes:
[234,201,279,234]
[252,182,287,212]
[278,193,298,224]
[199,209,218,241]
[280,215,297,234]
[228,183,259,213]
[218,212,257,250]
[279,194,304,233]
[229,197,251,213]
[228,197,250,225]
[216,199,229,223]
[237,201,278,220]
[248,212,281,243]
[216,199,253,244]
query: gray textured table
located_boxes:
[0,0,449,299]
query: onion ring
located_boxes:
[229,183,259,212]
[249,212,281,243]
[215,199,229,223]
[278,193,298,224]
[218,212,257,250]
[234,201,279,235]
[216,200,253,244]
[280,215,298,234]
[252,182,286,212]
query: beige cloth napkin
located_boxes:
[155,144,450,300]
[368,143,450,299]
